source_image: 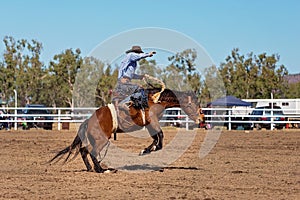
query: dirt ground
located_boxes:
[0,128,299,200]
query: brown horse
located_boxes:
[49,88,203,173]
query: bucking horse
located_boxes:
[49,79,203,173]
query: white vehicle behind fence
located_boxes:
[159,108,195,129]
[243,99,300,116]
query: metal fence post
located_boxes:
[228,109,232,130]
[13,89,17,130]
[14,107,17,130]
[186,116,188,130]
[58,109,61,131]
[270,111,274,130]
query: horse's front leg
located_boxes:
[140,125,164,155]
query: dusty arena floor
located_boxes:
[0,128,299,199]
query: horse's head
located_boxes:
[147,88,204,123]
[178,91,204,123]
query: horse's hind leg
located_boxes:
[90,152,104,173]
[81,145,105,173]
[80,147,92,172]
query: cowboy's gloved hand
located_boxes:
[141,74,148,81]
[149,51,156,57]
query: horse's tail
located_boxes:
[48,119,89,164]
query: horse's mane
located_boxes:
[146,88,197,103]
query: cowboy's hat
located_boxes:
[126,45,144,54]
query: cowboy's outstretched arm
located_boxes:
[130,51,156,62]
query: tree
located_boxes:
[201,65,226,104]
[73,57,107,107]
[136,59,164,88]
[163,49,202,94]
[1,36,17,105]
[219,48,288,99]
[0,60,10,103]
[47,48,82,108]
[1,36,46,106]
[95,65,118,106]
[284,82,300,98]
[138,59,161,77]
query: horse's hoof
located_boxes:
[104,169,118,173]
[154,145,162,151]
[94,168,105,173]
[139,149,150,156]
[139,150,144,156]
[86,168,93,172]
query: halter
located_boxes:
[181,95,198,120]
[183,95,193,108]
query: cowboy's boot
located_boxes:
[141,89,148,108]
[118,97,132,112]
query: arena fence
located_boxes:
[1,107,300,131]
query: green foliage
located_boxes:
[285,82,300,98]
[0,36,120,108]
[0,60,10,102]
[201,65,226,105]
[168,49,196,73]
[138,59,161,77]
[137,59,164,88]
[1,36,46,106]
[219,48,289,99]
[0,36,298,109]
[47,48,83,107]
[95,65,118,106]
[73,57,106,107]
[162,49,203,95]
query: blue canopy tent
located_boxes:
[206,96,252,130]
[208,96,251,107]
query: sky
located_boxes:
[0,0,299,73]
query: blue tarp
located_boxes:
[208,96,251,107]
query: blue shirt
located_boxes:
[118,52,150,80]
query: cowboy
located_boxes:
[113,46,156,110]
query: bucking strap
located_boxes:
[144,74,165,103]
[107,103,118,132]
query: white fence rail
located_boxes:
[1,107,300,131]
[0,107,97,130]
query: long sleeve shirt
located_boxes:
[118,52,151,80]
